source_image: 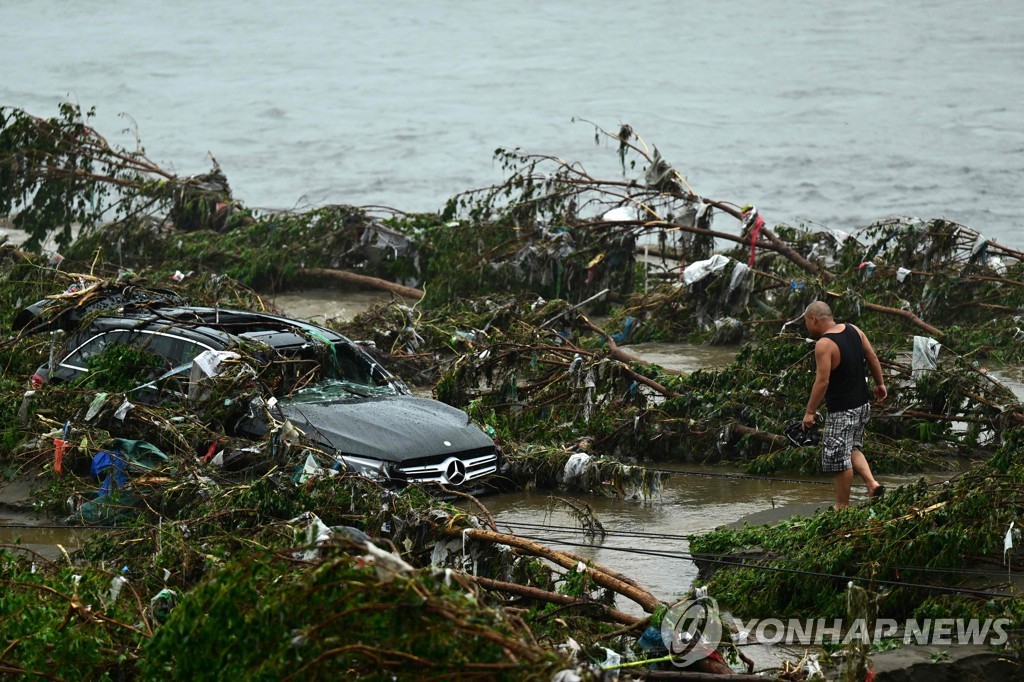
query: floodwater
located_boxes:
[267,289,391,324]
[487,470,843,609]
[0,477,94,561]
[0,518,95,561]
[1,1,1022,246]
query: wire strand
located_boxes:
[505,531,1021,599]
[499,520,1024,578]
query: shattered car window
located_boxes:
[62,331,132,369]
[286,377,399,403]
[136,332,212,367]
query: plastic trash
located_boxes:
[563,452,591,488]
[1005,521,1020,565]
[53,437,68,475]
[742,205,765,266]
[85,392,109,421]
[291,511,335,559]
[113,400,134,421]
[551,671,584,682]
[682,254,730,286]
[359,540,415,582]
[912,336,941,383]
[149,588,178,622]
[602,206,640,223]
[970,234,988,264]
[17,390,35,425]
[611,317,637,344]
[568,354,583,374]
[296,451,337,483]
[188,350,241,401]
[637,625,668,653]
[92,450,129,497]
[600,647,622,670]
[728,262,750,293]
[108,575,128,603]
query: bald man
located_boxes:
[802,301,887,508]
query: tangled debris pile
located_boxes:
[3,106,1024,678]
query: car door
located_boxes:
[126,331,216,401]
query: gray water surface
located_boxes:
[484,468,841,609]
[2,1,1021,243]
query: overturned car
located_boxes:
[20,297,502,490]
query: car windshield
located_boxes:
[285,377,399,403]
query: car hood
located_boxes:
[278,395,494,462]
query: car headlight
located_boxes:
[335,454,389,480]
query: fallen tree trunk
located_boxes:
[470,576,641,627]
[730,423,786,447]
[578,316,682,388]
[299,267,424,300]
[759,226,830,282]
[450,527,663,613]
[861,301,943,339]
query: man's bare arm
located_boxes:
[803,339,832,428]
[854,325,887,401]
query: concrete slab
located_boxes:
[871,643,1020,681]
[724,502,833,529]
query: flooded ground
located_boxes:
[0,289,995,620]
[268,289,390,324]
[267,289,951,609]
[0,474,96,561]
[0,517,95,561]
[627,341,740,374]
[484,467,946,610]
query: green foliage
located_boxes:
[142,551,560,681]
[0,377,31,463]
[0,103,246,251]
[74,343,166,393]
[0,549,146,679]
[691,463,1024,632]
[0,104,111,250]
[66,205,367,289]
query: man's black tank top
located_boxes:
[822,324,871,411]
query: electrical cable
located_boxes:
[503,531,1022,599]
[498,519,1024,578]
[0,524,119,530]
[640,467,834,486]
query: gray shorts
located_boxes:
[821,403,871,473]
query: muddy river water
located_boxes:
[0,289,987,613]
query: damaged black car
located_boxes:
[20,299,502,490]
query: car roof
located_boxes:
[84,306,352,351]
